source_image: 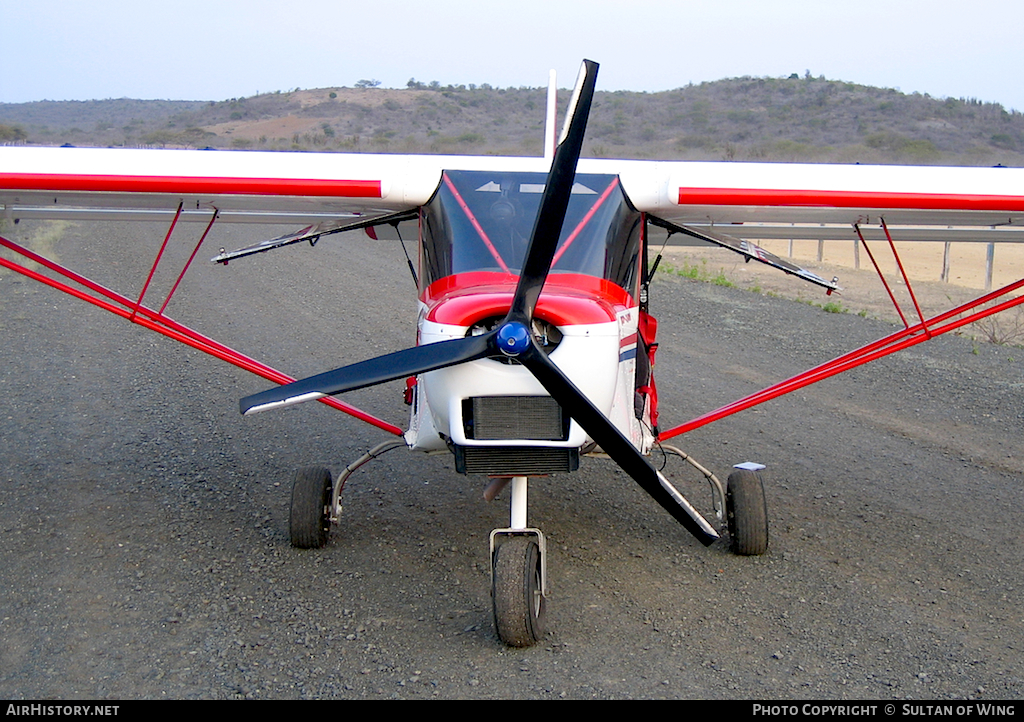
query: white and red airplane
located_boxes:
[3,61,1023,646]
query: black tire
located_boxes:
[289,466,333,549]
[492,537,546,647]
[726,470,769,556]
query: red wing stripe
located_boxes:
[678,187,1024,212]
[0,173,382,198]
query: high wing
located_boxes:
[0,145,546,225]
[7,146,1024,223]
[630,160,1024,291]
[628,159,1024,227]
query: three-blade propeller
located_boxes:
[239,60,719,546]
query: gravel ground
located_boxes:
[1,220,1022,699]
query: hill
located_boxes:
[3,75,1023,166]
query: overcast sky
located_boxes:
[3,0,1022,111]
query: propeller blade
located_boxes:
[518,343,720,546]
[239,333,494,416]
[509,59,599,322]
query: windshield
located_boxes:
[420,170,642,298]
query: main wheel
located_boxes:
[289,466,334,549]
[726,470,769,556]
[492,536,546,647]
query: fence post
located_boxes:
[986,242,995,292]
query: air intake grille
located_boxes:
[463,396,568,441]
[454,446,580,476]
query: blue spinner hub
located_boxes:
[496,321,531,356]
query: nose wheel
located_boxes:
[490,475,548,647]
[491,535,547,647]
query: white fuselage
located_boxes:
[407,306,650,459]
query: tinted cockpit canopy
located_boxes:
[421,170,642,299]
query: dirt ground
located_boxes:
[759,239,1024,292]
[661,240,1024,348]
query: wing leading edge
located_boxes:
[0,146,553,225]
[636,160,1024,248]
[5,147,1024,237]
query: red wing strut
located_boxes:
[0,230,404,437]
[658,224,1024,441]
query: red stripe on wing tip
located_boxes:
[677,187,1024,212]
[0,173,383,198]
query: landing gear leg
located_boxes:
[288,440,406,550]
[658,445,770,555]
[490,475,548,647]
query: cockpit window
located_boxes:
[420,169,642,298]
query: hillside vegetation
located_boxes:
[3,74,1023,166]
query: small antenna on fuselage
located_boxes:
[544,69,557,160]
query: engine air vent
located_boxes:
[463,395,568,441]
[454,446,580,476]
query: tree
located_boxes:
[356,79,381,89]
[0,124,28,142]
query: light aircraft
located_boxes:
[2,60,1024,647]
